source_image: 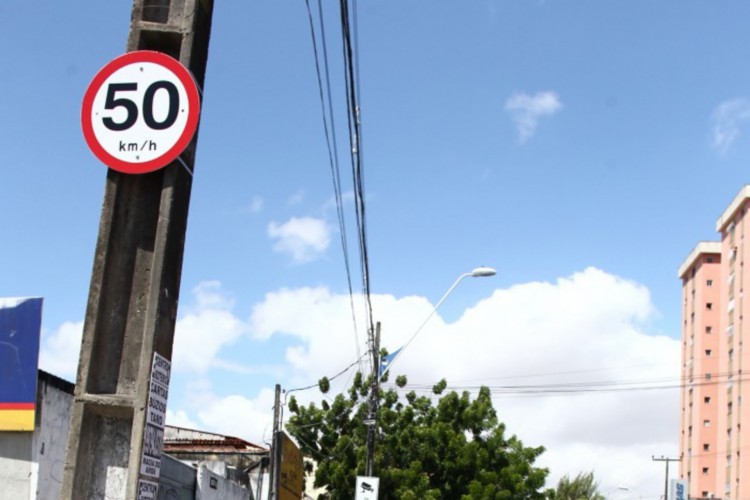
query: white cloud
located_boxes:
[37,268,678,498]
[248,195,264,213]
[505,91,563,143]
[288,189,305,206]
[38,320,83,380]
[268,217,331,264]
[165,409,199,430]
[172,282,247,373]
[193,388,277,447]
[711,97,750,155]
[322,191,355,213]
[239,267,677,495]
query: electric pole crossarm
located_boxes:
[652,455,681,500]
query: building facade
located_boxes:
[679,185,750,499]
[0,370,263,500]
[0,371,74,500]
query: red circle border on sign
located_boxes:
[81,50,201,175]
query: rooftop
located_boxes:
[716,184,750,233]
[678,241,722,279]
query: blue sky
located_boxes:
[3,1,750,497]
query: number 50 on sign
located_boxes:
[82,51,200,175]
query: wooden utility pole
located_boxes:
[60,1,213,498]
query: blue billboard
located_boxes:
[0,297,43,430]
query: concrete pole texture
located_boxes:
[60,1,213,499]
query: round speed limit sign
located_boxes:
[82,51,200,174]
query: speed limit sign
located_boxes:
[82,51,200,174]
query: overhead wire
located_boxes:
[303,0,364,371]
[386,368,750,398]
[341,0,375,374]
[335,0,375,376]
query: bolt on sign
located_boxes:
[82,50,200,174]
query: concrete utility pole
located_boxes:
[365,322,381,477]
[60,1,213,499]
[652,455,680,500]
[269,384,282,500]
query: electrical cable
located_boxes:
[304,0,365,372]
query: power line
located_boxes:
[304,0,364,371]
[338,0,374,356]
[387,369,750,398]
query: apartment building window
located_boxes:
[704,443,710,451]
[706,349,712,356]
[707,302,713,310]
[708,256,715,263]
[704,420,711,427]
[708,279,714,286]
[703,467,710,474]
[729,402,733,414]
[705,396,711,403]
[705,373,712,381]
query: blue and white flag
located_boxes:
[379,347,403,377]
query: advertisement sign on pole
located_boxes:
[279,432,303,500]
[139,352,170,480]
[0,297,43,431]
[670,479,688,500]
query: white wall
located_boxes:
[0,432,33,500]
[31,376,73,499]
[0,373,74,500]
[196,463,250,500]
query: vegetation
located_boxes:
[286,371,549,499]
[549,471,605,500]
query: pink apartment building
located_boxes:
[679,185,750,499]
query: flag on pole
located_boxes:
[379,347,403,377]
[0,297,43,431]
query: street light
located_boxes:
[365,266,496,477]
[617,486,643,499]
[379,266,496,379]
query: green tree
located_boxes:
[287,372,548,499]
[549,471,605,500]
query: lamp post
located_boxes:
[379,266,496,380]
[365,267,496,476]
[617,486,643,499]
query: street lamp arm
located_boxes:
[380,267,496,380]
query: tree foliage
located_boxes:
[549,471,605,500]
[287,372,548,499]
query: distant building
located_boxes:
[0,371,73,499]
[0,370,268,500]
[164,425,269,495]
[679,185,750,499]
